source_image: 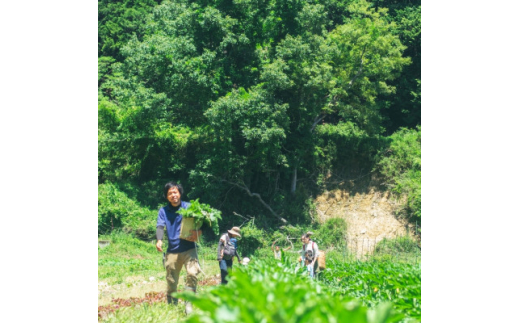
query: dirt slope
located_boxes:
[314,185,418,256]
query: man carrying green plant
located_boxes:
[155,182,203,315]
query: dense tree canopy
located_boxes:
[98,0,421,228]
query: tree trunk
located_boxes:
[290,166,297,195]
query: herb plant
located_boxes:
[178,199,222,235]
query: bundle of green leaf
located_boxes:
[178,199,222,235]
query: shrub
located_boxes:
[237,221,269,257]
[314,217,348,248]
[375,126,421,223]
[98,182,157,239]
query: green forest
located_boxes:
[98,0,421,240]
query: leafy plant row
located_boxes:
[320,260,421,320]
[175,256,419,323]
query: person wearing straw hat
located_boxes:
[217,226,242,284]
[155,182,206,314]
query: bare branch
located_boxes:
[231,213,255,229]
[310,114,326,133]
[232,211,253,220]
[222,180,288,224]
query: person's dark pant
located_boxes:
[219,259,233,284]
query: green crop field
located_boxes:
[99,233,420,322]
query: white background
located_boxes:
[1,1,98,321]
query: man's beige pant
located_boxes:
[165,248,201,296]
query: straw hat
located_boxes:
[228,226,241,237]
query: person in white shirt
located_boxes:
[299,232,319,277]
[271,240,292,260]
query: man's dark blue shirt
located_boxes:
[156,201,196,253]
